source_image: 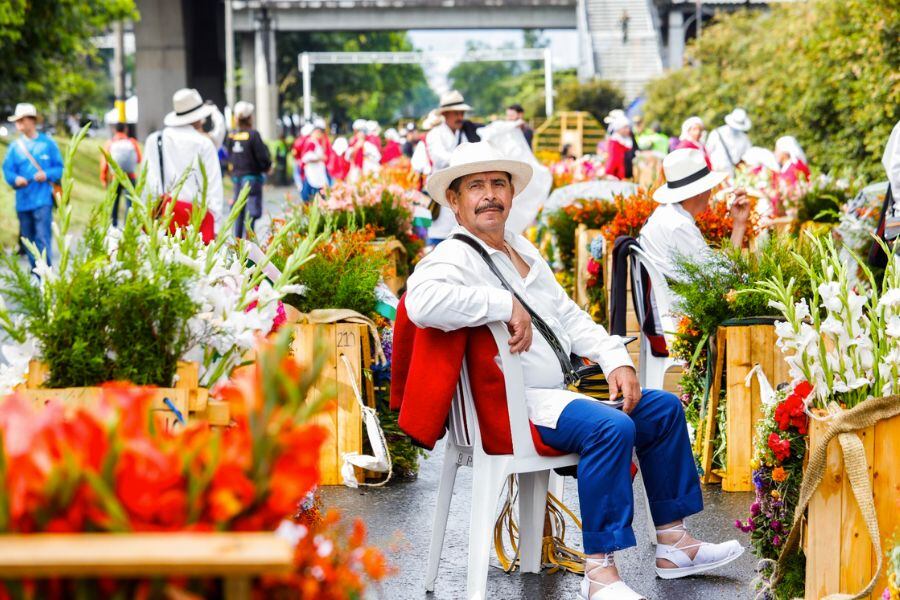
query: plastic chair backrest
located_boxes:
[629,246,677,341]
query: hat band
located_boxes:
[175,101,204,117]
[440,102,466,109]
[668,166,710,189]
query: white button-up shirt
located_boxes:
[706,125,751,174]
[405,225,634,429]
[144,125,224,230]
[638,203,711,281]
[424,124,464,240]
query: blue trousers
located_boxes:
[535,390,703,554]
[17,203,53,268]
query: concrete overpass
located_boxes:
[133,0,780,138]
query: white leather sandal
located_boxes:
[580,553,648,600]
[654,524,744,580]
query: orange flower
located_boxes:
[771,466,788,482]
[115,439,188,530]
[207,464,256,523]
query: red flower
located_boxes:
[208,463,257,523]
[794,380,813,399]
[115,439,188,530]
[773,381,811,434]
[767,433,791,462]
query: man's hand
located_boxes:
[729,188,751,226]
[506,296,533,354]
[33,170,47,183]
[608,366,641,414]
[14,176,27,188]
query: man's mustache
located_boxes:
[475,201,504,214]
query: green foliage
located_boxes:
[283,230,387,316]
[0,0,136,116]
[795,176,860,224]
[643,0,900,180]
[0,134,197,387]
[670,234,815,339]
[554,78,624,124]
[276,31,437,123]
[545,200,619,272]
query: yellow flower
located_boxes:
[750,458,760,470]
[771,489,781,500]
[725,289,738,304]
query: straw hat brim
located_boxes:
[437,103,472,114]
[164,103,214,127]
[652,169,728,205]
[724,115,751,131]
[425,159,533,208]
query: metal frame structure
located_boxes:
[298,48,554,121]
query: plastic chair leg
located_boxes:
[548,471,566,503]
[425,445,462,593]
[517,470,550,573]
[466,460,505,600]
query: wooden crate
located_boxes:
[16,361,229,430]
[633,152,661,189]
[370,238,408,296]
[0,532,292,600]
[533,111,605,158]
[698,325,790,491]
[291,323,375,486]
[805,411,900,599]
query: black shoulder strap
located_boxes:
[156,131,166,194]
[716,126,737,166]
[450,233,577,384]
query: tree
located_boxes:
[0,0,136,118]
[276,31,436,127]
[643,0,900,180]
[447,41,522,117]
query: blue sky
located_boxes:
[407,29,579,94]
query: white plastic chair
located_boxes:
[424,322,656,599]
[424,321,579,600]
[629,246,685,390]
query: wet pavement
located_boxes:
[321,440,758,600]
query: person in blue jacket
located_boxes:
[2,103,62,268]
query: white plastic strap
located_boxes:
[338,354,392,488]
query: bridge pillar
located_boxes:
[134,0,188,138]
[668,9,685,69]
[238,32,256,106]
[253,21,278,140]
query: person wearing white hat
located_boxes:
[225,100,272,238]
[639,148,751,280]
[773,135,810,187]
[381,128,403,164]
[2,102,63,268]
[298,119,331,202]
[602,114,634,180]
[144,88,224,241]
[425,91,483,245]
[407,142,743,600]
[705,107,753,175]
[673,116,711,169]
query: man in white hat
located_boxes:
[425,90,483,246]
[298,118,331,202]
[640,148,751,280]
[225,101,272,238]
[406,142,743,600]
[144,88,224,237]
[2,102,63,268]
[705,107,753,175]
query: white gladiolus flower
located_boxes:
[818,281,843,312]
[878,288,900,308]
[886,316,900,338]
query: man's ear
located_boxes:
[446,189,460,214]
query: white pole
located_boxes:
[225,0,235,115]
[301,52,312,121]
[543,48,554,117]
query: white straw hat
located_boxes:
[164,88,214,127]
[724,107,752,132]
[425,141,533,208]
[436,90,472,114]
[8,103,38,122]
[233,101,255,119]
[352,119,367,132]
[653,148,728,205]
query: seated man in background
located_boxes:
[405,142,743,600]
[640,148,751,281]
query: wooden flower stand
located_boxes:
[16,361,229,430]
[697,323,790,491]
[0,532,293,600]
[805,412,900,599]
[292,323,375,485]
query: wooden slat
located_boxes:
[0,533,293,578]
[699,328,726,484]
[839,426,874,594]
[806,415,844,598]
[872,414,900,597]
[723,326,753,492]
[335,323,363,486]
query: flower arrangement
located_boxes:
[884,540,900,600]
[547,155,605,189]
[0,131,318,393]
[736,380,813,600]
[758,234,900,408]
[544,198,618,273]
[599,189,657,244]
[790,173,862,225]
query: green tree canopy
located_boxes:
[643,0,900,180]
[276,31,437,126]
[0,0,136,118]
